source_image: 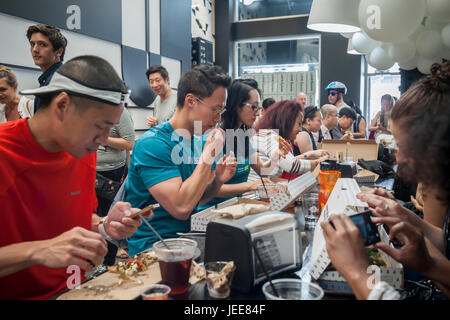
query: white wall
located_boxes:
[122,0,146,51]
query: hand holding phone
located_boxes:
[329,210,381,246]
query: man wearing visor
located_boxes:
[0,55,152,299]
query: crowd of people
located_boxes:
[0,22,448,301]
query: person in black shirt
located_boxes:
[26,24,67,113]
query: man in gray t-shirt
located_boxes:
[145,65,177,126]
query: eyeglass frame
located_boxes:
[194,96,227,116]
[242,102,261,112]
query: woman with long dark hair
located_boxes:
[199,79,290,208]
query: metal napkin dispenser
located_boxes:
[204,211,302,293]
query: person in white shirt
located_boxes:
[0,65,33,123]
[249,100,325,182]
[318,104,339,140]
[145,65,177,127]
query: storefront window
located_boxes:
[236,0,312,21]
[364,61,401,126]
[237,36,320,106]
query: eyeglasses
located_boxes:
[195,96,227,116]
[328,91,339,96]
[242,103,261,112]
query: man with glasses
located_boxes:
[319,104,339,140]
[325,81,351,112]
[125,65,237,256]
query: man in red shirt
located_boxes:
[0,55,152,299]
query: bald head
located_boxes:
[320,104,338,129]
[296,92,307,110]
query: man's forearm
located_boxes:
[175,162,215,214]
[198,178,224,206]
[0,242,41,278]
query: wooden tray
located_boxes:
[57,262,161,300]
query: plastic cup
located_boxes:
[204,261,236,299]
[257,183,278,202]
[140,284,171,300]
[302,193,319,229]
[262,279,324,300]
[153,238,198,296]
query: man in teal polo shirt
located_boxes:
[125,65,235,256]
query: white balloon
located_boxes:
[417,55,440,74]
[388,40,416,63]
[352,32,380,54]
[426,0,450,23]
[416,29,444,58]
[442,24,450,48]
[399,54,419,70]
[368,46,395,70]
[358,0,426,42]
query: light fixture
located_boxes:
[241,0,256,6]
[308,0,361,33]
[347,39,361,55]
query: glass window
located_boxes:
[365,62,401,126]
[237,37,320,106]
[236,0,313,21]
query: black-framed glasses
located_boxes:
[195,96,227,116]
[328,91,339,96]
[242,102,261,112]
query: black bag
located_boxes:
[95,173,123,202]
[357,158,396,178]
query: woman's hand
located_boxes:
[303,149,330,160]
[321,215,370,281]
[373,218,434,274]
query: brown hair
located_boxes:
[0,65,17,87]
[391,60,450,206]
[254,100,302,141]
[26,24,68,61]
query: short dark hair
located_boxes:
[345,99,362,115]
[254,100,302,141]
[176,65,231,108]
[26,24,68,61]
[339,107,357,120]
[145,65,169,80]
[262,98,275,110]
[302,105,320,124]
[221,80,257,130]
[391,61,450,206]
[39,55,128,110]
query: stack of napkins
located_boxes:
[212,203,271,219]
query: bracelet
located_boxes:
[98,216,121,247]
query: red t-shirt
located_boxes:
[0,119,98,300]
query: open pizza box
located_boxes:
[309,178,404,294]
[190,172,317,232]
[318,139,379,161]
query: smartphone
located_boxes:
[329,210,381,246]
[349,211,381,246]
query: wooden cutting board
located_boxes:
[57,262,161,300]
